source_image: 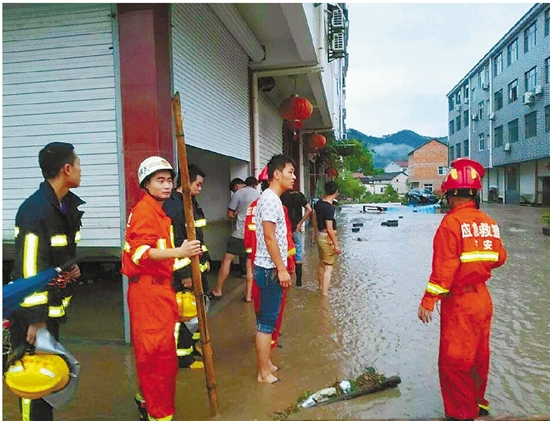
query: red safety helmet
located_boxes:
[258,165,269,182]
[441,158,485,193]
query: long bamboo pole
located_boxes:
[171,92,219,415]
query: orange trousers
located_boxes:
[439,282,492,419]
[128,278,178,420]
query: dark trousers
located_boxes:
[11,318,60,421]
[176,323,195,368]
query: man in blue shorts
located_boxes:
[281,189,312,286]
[254,154,295,383]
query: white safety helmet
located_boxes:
[138,156,175,187]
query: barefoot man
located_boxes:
[253,154,295,383]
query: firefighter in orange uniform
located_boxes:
[418,158,507,421]
[121,156,202,421]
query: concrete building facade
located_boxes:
[447,3,550,205]
[407,139,449,194]
[361,172,408,195]
[2,3,350,262]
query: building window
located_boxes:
[494,126,504,147]
[524,21,537,53]
[545,105,550,132]
[456,115,461,131]
[449,146,454,161]
[493,53,503,77]
[464,84,469,103]
[478,101,484,120]
[494,89,503,110]
[449,120,455,135]
[508,79,518,103]
[508,119,519,143]
[525,111,537,138]
[479,133,485,151]
[456,91,461,105]
[463,139,469,157]
[545,57,550,83]
[477,70,483,89]
[525,66,537,92]
[448,97,454,111]
[456,142,462,158]
[545,8,549,37]
[507,38,519,66]
[463,110,469,127]
[424,184,433,192]
[438,166,446,175]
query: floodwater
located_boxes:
[2,203,549,420]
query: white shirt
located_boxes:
[254,188,288,269]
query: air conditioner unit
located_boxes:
[482,83,489,91]
[454,104,461,112]
[504,143,511,152]
[534,85,543,96]
[464,98,469,105]
[489,112,495,121]
[523,91,535,105]
[331,8,345,28]
[471,112,478,121]
[331,32,345,52]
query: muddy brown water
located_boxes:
[3,203,549,420]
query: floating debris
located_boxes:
[352,222,364,227]
[381,220,398,227]
[351,227,360,233]
[273,367,401,420]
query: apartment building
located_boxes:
[447,3,550,205]
[407,139,449,195]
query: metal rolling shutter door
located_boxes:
[259,92,284,168]
[2,3,120,249]
[171,3,250,162]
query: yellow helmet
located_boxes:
[5,353,70,400]
[176,291,197,322]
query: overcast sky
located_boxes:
[345,2,535,138]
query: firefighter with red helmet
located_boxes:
[418,158,507,420]
[121,156,202,421]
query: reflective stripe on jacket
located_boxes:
[421,201,507,311]
[12,181,84,324]
[121,194,175,279]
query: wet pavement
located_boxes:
[3,203,549,420]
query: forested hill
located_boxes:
[347,128,448,169]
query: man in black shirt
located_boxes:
[280,189,312,286]
[313,181,340,296]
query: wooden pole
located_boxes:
[171,92,219,415]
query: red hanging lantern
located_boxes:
[306,133,326,151]
[325,167,338,178]
[284,119,303,131]
[279,95,313,121]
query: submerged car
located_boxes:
[407,188,438,205]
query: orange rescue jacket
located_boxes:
[122,194,176,280]
[421,201,507,311]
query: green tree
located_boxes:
[342,139,374,175]
[335,169,365,201]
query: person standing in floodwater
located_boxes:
[313,181,340,296]
[253,154,295,384]
[418,158,507,421]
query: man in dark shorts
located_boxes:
[313,181,340,296]
[210,176,260,299]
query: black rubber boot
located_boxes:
[134,394,148,421]
[295,264,302,286]
[479,407,490,416]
